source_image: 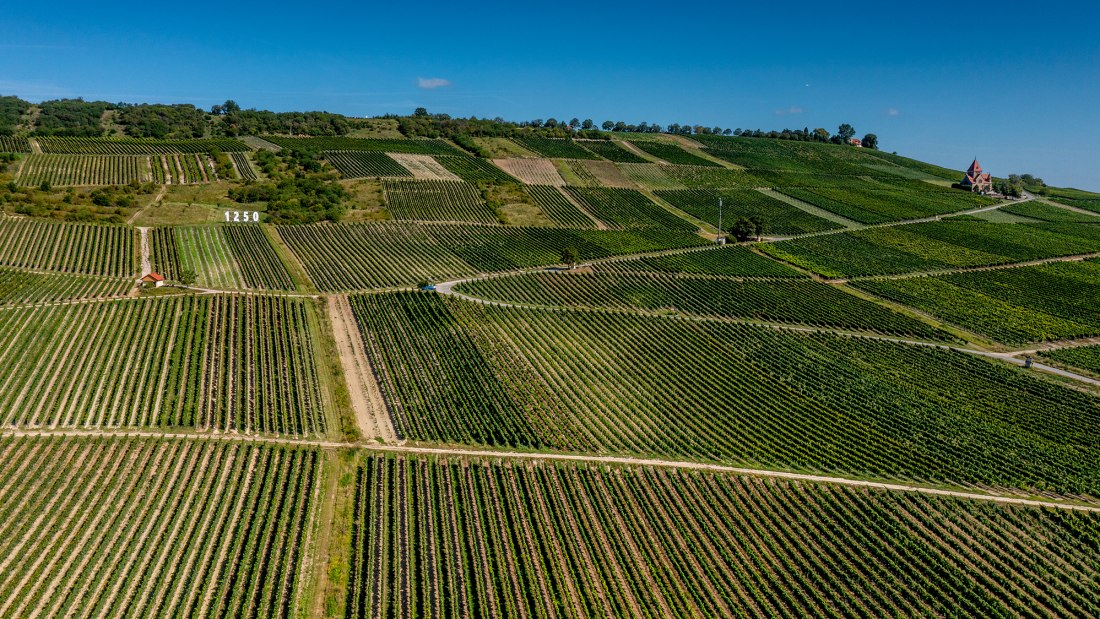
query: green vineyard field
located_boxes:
[0,218,133,277]
[382,179,497,224]
[0,267,131,306]
[326,151,412,179]
[525,185,597,228]
[36,136,249,154]
[0,436,318,619]
[565,187,697,230]
[151,225,294,290]
[576,139,648,162]
[511,137,599,160]
[346,454,1100,619]
[656,188,843,235]
[0,294,328,435]
[600,246,808,277]
[627,140,722,166]
[261,136,462,155]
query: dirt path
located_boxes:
[327,295,397,442]
[757,187,862,229]
[4,427,1099,512]
[126,184,168,226]
[137,226,151,276]
[27,138,42,154]
[616,140,664,164]
[852,251,1100,282]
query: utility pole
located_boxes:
[716,197,724,245]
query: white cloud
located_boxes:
[417,77,452,90]
[775,106,804,116]
[887,107,901,116]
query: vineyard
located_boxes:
[454,271,949,339]
[511,137,599,160]
[626,139,722,167]
[346,453,1100,619]
[16,154,151,186]
[36,136,249,154]
[277,222,705,290]
[347,293,1100,493]
[1001,200,1100,223]
[778,186,994,224]
[656,188,843,235]
[0,137,30,153]
[260,136,462,155]
[385,153,461,180]
[525,185,598,228]
[151,225,294,290]
[600,245,809,278]
[382,179,497,224]
[491,158,566,186]
[0,267,131,306]
[0,435,318,619]
[0,218,133,276]
[1041,345,1100,377]
[325,151,412,179]
[230,151,258,181]
[761,219,1100,278]
[618,163,688,190]
[565,187,698,230]
[855,260,1100,344]
[0,294,328,435]
[434,155,517,183]
[575,139,648,162]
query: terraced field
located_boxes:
[762,220,1100,278]
[855,259,1100,344]
[0,436,318,619]
[0,294,328,435]
[0,218,133,277]
[349,293,1100,494]
[278,222,704,290]
[346,453,1100,619]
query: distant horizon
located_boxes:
[4,0,1098,191]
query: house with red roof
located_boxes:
[140,272,166,288]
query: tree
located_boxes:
[613,121,627,132]
[813,128,830,141]
[861,133,878,150]
[602,120,614,131]
[545,118,558,128]
[223,100,241,114]
[729,218,756,242]
[179,268,197,286]
[837,123,856,141]
[582,119,594,130]
[569,117,580,129]
[413,107,429,117]
[723,128,732,135]
[561,246,579,269]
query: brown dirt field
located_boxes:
[327,295,397,442]
[492,158,565,186]
[387,154,461,181]
[579,160,638,189]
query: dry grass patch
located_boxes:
[387,153,461,181]
[493,158,566,186]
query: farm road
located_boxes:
[3,427,1099,513]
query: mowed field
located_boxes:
[3,133,1100,618]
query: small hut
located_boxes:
[140,272,166,288]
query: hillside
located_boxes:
[0,121,1099,618]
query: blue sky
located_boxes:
[3,1,1099,189]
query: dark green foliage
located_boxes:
[262,136,462,155]
[525,185,595,228]
[33,99,114,137]
[382,180,496,224]
[117,103,207,139]
[36,136,248,154]
[228,150,349,224]
[0,96,30,136]
[325,151,411,178]
[434,155,517,183]
[657,189,842,235]
[220,108,351,136]
[1041,345,1100,377]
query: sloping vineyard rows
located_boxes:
[492,158,566,186]
[511,137,599,160]
[434,155,517,183]
[855,260,1100,344]
[559,158,602,186]
[231,151,258,181]
[565,187,698,231]
[16,154,151,186]
[454,272,951,340]
[346,454,1100,619]
[778,186,993,225]
[325,151,412,179]
[0,294,327,435]
[762,219,1100,278]
[750,170,899,189]
[277,222,705,291]
[1002,200,1100,223]
[0,137,30,153]
[525,185,597,228]
[575,139,648,162]
[660,165,765,189]
[382,179,498,224]
[0,267,131,306]
[656,188,843,235]
[386,153,460,180]
[627,140,722,167]
[352,294,1100,493]
[152,224,293,290]
[694,135,876,174]
[600,245,808,278]
[349,292,537,446]
[36,136,249,154]
[0,218,133,276]
[617,163,688,190]
[261,136,463,155]
[1041,345,1100,377]
[0,436,318,619]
